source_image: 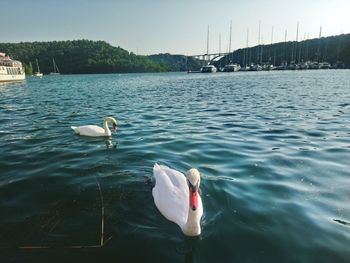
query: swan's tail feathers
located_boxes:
[71,126,79,133]
[154,163,169,173]
[153,163,160,173]
[152,164,162,199]
[154,163,166,181]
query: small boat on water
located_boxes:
[275,61,288,70]
[34,59,43,77]
[264,64,276,71]
[223,63,241,72]
[250,64,262,71]
[308,61,319,70]
[200,65,217,73]
[50,58,60,75]
[288,61,299,70]
[319,62,331,69]
[0,52,25,82]
[240,65,251,71]
[298,62,309,70]
[331,61,345,69]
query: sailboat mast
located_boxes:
[317,26,322,62]
[257,20,261,64]
[260,34,263,65]
[284,29,287,63]
[247,28,251,66]
[246,28,249,66]
[206,25,209,63]
[269,26,274,63]
[229,20,232,62]
[36,59,40,72]
[295,21,299,63]
[243,28,248,67]
[298,31,303,63]
[55,59,60,73]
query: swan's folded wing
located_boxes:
[157,164,188,189]
[71,126,78,133]
[72,125,105,136]
[153,163,189,229]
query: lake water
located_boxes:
[0,70,349,262]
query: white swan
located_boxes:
[152,163,203,236]
[71,116,117,137]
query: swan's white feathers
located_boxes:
[71,125,105,137]
[152,163,189,229]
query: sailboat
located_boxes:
[50,58,60,75]
[34,59,43,77]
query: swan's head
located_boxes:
[186,168,200,211]
[104,116,117,131]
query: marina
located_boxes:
[187,22,348,74]
[189,59,343,74]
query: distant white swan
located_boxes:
[71,116,117,137]
[152,163,203,236]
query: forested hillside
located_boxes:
[1,34,349,74]
[218,33,350,67]
[148,53,202,71]
[0,40,166,74]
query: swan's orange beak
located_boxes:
[112,123,117,131]
[189,182,198,211]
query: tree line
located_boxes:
[1,35,349,74]
[0,40,168,74]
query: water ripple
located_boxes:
[0,71,350,262]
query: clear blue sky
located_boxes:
[1,0,349,55]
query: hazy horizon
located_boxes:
[1,0,349,55]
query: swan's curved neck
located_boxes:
[103,119,111,136]
[183,197,201,236]
[184,208,201,236]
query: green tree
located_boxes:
[25,62,33,75]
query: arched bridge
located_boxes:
[189,52,230,64]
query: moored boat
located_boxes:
[319,62,331,69]
[34,59,43,77]
[263,64,276,71]
[49,58,60,75]
[308,61,319,69]
[288,61,299,70]
[0,52,25,82]
[276,61,288,70]
[240,65,250,71]
[200,65,217,73]
[250,64,262,71]
[223,63,241,72]
[298,62,309,70]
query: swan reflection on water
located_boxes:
[176,236,201,263]
[105,138,117,149]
